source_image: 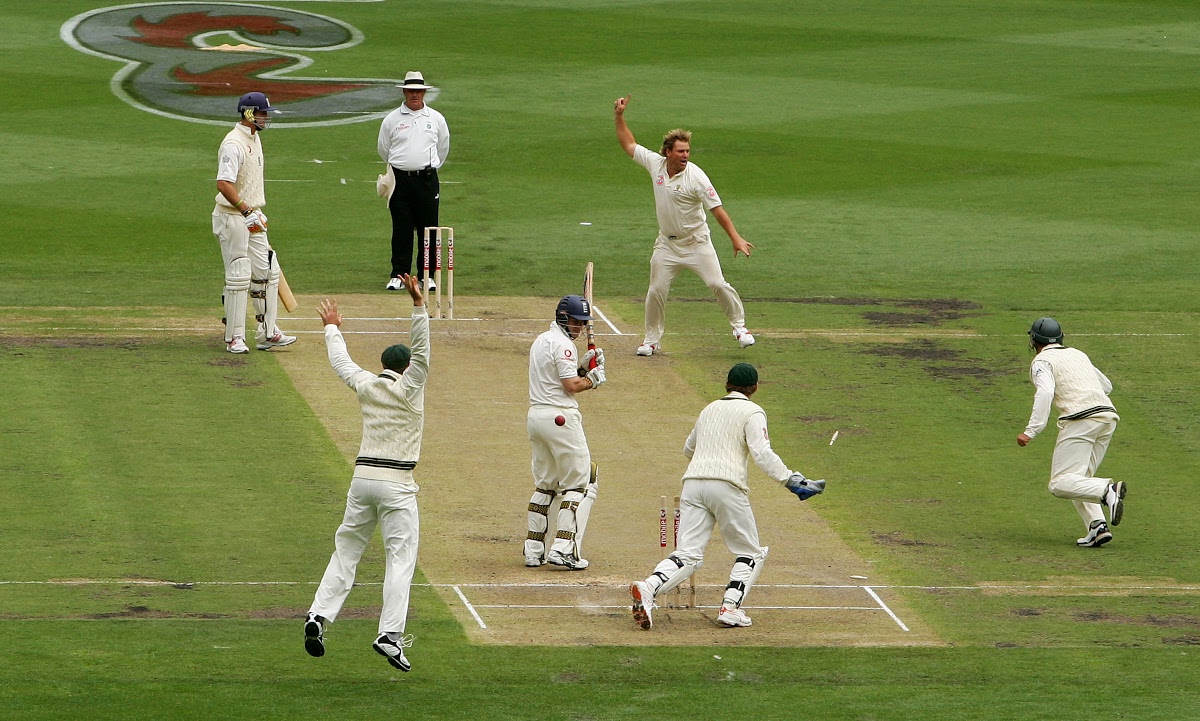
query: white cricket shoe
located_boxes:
[385,277,403,290]
[427,280,436,291]
[524,555,544,567]
[1105,482,1126,526]
[257,332,297,351]
[546,549,589,570]
[1077,520,1113,548]
[733,327,755,348]
[717,605,752,627]
[630,581,655,629]
[303,613,326,657]
[372,633,413,672]
[636,342,659,356]
[227,337,249,354]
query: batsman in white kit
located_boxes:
[524,295,606,570]
[630,363,825,629]
[304,275,427,672]
[1017,317,1127,548]
[614,94,756,355]
[211,92,295,354]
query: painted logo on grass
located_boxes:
[61,2,407,127]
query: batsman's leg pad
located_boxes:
[571,464,599,557]
[223,256,251,342]
[524,488,556,559]
[653,554,699,595]
[723,546,768,609]
[551,487,587,554]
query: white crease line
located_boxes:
[452,585,488,629]
[591,304,629,336]
[476,604,882,611]
[864,586,909,632]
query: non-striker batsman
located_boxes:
[212,92,295,354]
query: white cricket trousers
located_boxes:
[310,477,419,635]
[667,479,765,571]
[1047,413,1118,528]
[644,234,746,345]
[525,405,591,558]
[212,209,279,342]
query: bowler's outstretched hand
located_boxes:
[400,273,425,306]
[318,298,342,327]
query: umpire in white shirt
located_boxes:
[378,71,450,290]
[304,275,428,673]
[1017,317,1127,548]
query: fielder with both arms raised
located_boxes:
[524,295,606,571]
[630,362,825,629]
[212,92,296,354]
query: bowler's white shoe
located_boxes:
[630,581,655,629]
[546,549,589,570]
[257,332,297,351]
[717,605,752,627]
[733,327,756,348]
[227,337,249,354]
[372,633,413,672]
[524,555,545,567]
[1076,520,1113,548]
[636,342,659,356]
[1105,482,1126,526]
[385,277,403,290]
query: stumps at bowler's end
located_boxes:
[423,226,455,319]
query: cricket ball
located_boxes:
[554,415,566,426]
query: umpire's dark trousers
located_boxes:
[388,166,440,280]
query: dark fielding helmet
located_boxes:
[1028,317,1064,348]
[555,294,592,331]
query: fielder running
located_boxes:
[524,295,606,571]
[630,363,825,629]
[1017,317,1127,548]
[614,94,755,356]
[212,92,296,354]
[304,275,428,672]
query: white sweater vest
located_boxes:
[682,396,763,491]
[215,126,266,210]
[1037,346,1114,418]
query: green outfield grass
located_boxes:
[3,0,1200,718]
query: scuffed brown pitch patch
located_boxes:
[729,296,983,326]
[862,338,1012,384]
[873,531,942,548]
[0,336,144,350]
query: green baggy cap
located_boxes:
[727,362,758,387]
[381,344,412,371]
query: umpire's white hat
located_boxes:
[398,71,435,90]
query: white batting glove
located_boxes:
[583,347,605,368]
[243,209,268,232]
[586,366,606,388]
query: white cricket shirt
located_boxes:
[528,322,581,409]
[214,123,265,210]
[377,104,450,170]
[632,143,722,241]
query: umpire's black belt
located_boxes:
[394,166,434,177]
[355,456,417,470]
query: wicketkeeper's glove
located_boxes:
[585,365,606,388]
[785,473,825,501]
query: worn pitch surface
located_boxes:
[273,294,940,647]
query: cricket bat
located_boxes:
[278,269,298,313]
[583,262,597,368]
